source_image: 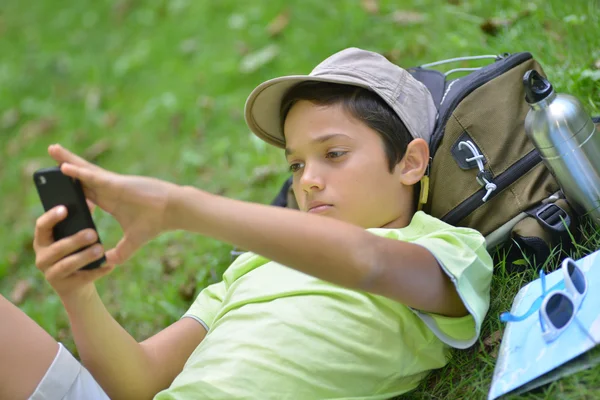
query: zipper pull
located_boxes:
[476,170,497,202]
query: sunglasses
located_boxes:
[500,258,595,343]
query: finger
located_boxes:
[35,229,99,272]
[70,263,116,286]
[60,162,98,183]
[86,199,97,214]
[104,248,120,265]
[48,144,97,170]
[106,235,139,265]
[59,163,105,203]
[34,206,68,249]
[44,244,105,281]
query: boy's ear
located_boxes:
[396,139,430,185]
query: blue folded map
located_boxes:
[488,250,600,399]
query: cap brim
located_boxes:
[244,75,371,149]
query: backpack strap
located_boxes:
[407,67,445,111]
[511,197,575,263]
[270,176,294,207]
[523,201,571,234]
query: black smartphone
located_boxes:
[33,166,105,270]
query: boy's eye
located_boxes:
[326,151,347,159]
[289,162,304,173]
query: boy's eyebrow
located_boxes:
[285,133,352,156]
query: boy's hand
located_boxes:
[33,206,113,300]
[48,144,178,265]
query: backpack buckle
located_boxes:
[535,203,570,233]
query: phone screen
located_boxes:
[33,166,105,269]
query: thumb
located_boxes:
[105,235,141,265]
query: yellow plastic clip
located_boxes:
[417,175,429,211]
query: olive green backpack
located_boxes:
[266,52,600,263]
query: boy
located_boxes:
[0,47,493,399]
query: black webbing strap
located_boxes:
[525,201,571,234]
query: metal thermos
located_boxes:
[523,70,600,225]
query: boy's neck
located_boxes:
[379,211,415,229]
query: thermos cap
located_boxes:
[523,70,553,104]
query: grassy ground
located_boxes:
[1,0,599,398]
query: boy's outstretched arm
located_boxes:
[171,188,468,317]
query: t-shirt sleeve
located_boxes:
[182,280,227,332]
[412,227,493,349]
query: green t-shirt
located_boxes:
[155,211,493,399]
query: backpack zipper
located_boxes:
[429,52,533,158]
[441,112,599,225]
[442,149,542,226]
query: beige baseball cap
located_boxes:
[244,47,437,149]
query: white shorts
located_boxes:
[29,343,109,400]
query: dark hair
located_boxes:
[280,81,413,172]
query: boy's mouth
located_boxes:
[307,201,333,214]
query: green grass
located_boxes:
[1,0,599,398]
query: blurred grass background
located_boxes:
[1,0,599,398]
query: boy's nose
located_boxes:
[299,166,324,193]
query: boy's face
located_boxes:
[283,100,419,229]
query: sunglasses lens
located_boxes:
[567,260,586,295]
[546,293,574,329]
